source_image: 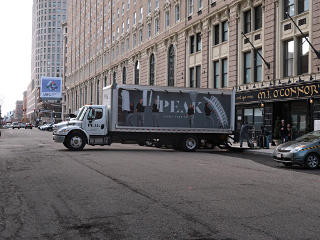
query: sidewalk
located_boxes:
[230,142,275,157]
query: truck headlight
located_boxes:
[57,128,69,135]
[291,145,306,153]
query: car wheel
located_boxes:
[182,135,198,152]
[67,132,86,151]
[305,153,319,169]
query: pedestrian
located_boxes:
[152,100,160,127]
[261,125,271,149]
[136,99,145,126]
[279,119,287,143]
[187,104,195,128]
[240,121,250,148]
[287,123,293,142]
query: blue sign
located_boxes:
[40,77,62,99]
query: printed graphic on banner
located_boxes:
[40,77,62,99]
[117,89,232,129]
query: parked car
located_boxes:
[20,122,26,128]
[273,130,320,169]
[5,123,12,128]
[12,122,20,129]
[25,123,33,129]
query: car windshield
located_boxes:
[76,106,87,121]
[296,130,320,142]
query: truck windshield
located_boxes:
[76,107,87,121]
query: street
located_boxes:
[0,129,320,240]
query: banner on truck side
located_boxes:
[117,88,232,129]
[40,77,62,99]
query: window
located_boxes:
[213,61,220,88]
[140,7,143,21]
[168,45,175,86]
[150,54,155,85]
[284,0,294,19]
[214,24,219,45]
[127,18,130,30]
[104,76,107,87]
[222,59,228,88]
[254,49,262,82]
[148,0,151,14]
[165,11,170,28]
[196,66,201,88]
[197,0,203,11]
[113,71,117,83]
[222,21,228,42]
[298,36,309,74]
[127,0,130,9]
[155,18,159,34]
[244,10,251,34]
[96,80,100,105]
[196,33,201,52]
[284,39,294,77]
[135,61,140,84]
[175,5,180,23]
[147,23,151,39]
[122,3,125,15]
[244,51,251,84]
[188,0,194,15]
[155,0,159,9]
[133,12,136,25]
[254,5,262,30]
[139,29,143,44]
[189,67,195,87]
[298,0,309,14]
[190,35,195,54]
[122,66,126,84]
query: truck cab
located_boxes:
[53,105,108,150]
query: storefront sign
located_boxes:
[236,81,320,104]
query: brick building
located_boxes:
[64,0,320,139]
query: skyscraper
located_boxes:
[27,0,67,124]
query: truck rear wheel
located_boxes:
[182,135,198,152]
[67,132,86,151]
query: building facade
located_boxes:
[64,0,320,140]
[14,101,23,122]
[27,0,67,124]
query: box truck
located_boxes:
[53,83,235,151]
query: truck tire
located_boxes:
[66,132,86,151]
[182,135,198,152]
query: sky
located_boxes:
[0,1,33,115]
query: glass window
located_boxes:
[133,33,136,48]
[284,0,295,19]
[197,0,203,10]
[133,12,136,25]
[155,18,159,34]
[123,67,126,84]
[284,39,294,77]
[196,32,201,52]
[96,80,100,105]
[168,45,175,86]
[189,67,195,88]
[214,24,219,45]
[254,49,262,82]
[222,21,228,42]
[147,23,151,39]
[298,36,309,74]
[139,29,143,43]
[298,0,309,13]
[175,4,180,23]
[150,54,155,85]
[165,11,170,28]
[140,7,143,20]
[196,65,201,88]
[148,0,151,14]
[155,0,159,9]
[222,59,228,88]
[244,10,251,34]
[188,0,194,15]
[244,108,254,125]
[190,35,195,54]
[113,71,117,83]
[254,5,262,30]
[254,108,263,130]
[135,61,140,84]
[244,51,251,84]
[214,60,220,88]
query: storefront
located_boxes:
[235,81,320,141]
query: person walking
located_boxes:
[279,120,287,143]
[261,125,271,149]
[240,121,250,148]
[136,99,145,126]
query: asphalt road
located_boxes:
[0,128,320,240]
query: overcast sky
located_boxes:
[0,1,32,115]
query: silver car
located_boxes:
[273,130,320,169]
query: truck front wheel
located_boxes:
[182,135,198,152]
[66,132,86,151]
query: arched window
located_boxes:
[122,66,126,84]
[149,54,155,86]
[113,71,117,83]
[135,61,140,84]
[168,45,175,86]
[104,75,107,87]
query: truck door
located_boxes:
[85,107,107,136]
